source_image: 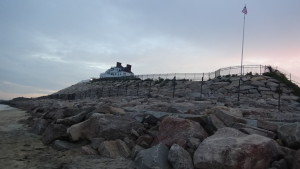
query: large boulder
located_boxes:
[193,127,279,169]
[157,116,208,148]
[31,118,49,135]
[278,122,300,149]
[42,108,79,121]
[98,139,131,158]
[67,114,144,141]
[293,149,300,169]
[42,124,68,145]
[134,143,171,169]
[168,144,194,169]
[55,111,89,126]
[207,106,246,127]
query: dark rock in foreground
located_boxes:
[278,122,300,149]
[134,143,171,169]
[157,116,208,148]
[168,144,194,169]
[193,127,279,169]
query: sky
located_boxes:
[0,0,299,100]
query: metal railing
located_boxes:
[134,65,299,85]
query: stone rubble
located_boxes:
[7,74,300,169]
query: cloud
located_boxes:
[0,0,300,99]
[0,81,57,100]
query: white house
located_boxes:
[100,62,134,78]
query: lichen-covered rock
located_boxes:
[157,116,208,148]
[193,127,279,169]
[278,122,300,149]
[134,143,171,169]
[168,144,194,169]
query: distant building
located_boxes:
[100,62,134,78]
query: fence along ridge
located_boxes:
[134,65,299,85]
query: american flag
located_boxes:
[242,6,248,14]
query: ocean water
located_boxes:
[0,104,14,111]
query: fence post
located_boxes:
[200,76,204,98]
[277,83,282,111]
[137,82,140,96]
[125,82,128,96]
[260,65,261,75]
[238,77,241,102]
[290,73,292,81]
[148,80,152,98]
[172,76,176,98]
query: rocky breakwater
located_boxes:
[7,74,300,169]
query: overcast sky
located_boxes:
[0,0,299,100]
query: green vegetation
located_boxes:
[263,66,300,97]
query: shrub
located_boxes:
[263,66,300,97]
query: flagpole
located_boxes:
[241,5,246,75]
[239,5,247,102]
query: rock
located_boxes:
[293,149,300,169]
[193,127,279,169]
[55,111,89,126]
[81,145,98,155]
[168,144,194,169]
[240,85,257,91]
[267,81,279,88]
[240,127,276,139]
[67,114,144,141]
[208,106,245,127]
[98,139,131,158]
[271,159,288,169]
[131,145,144,159]
[52,140,78,151]
[208,114,226,130]
[187,137,201,150]
[110,106,126,115]
[233,123,276,139]
[134,143,171,169]
[42,108,79,121]
[136,134,154,148]
[157,116,208,148]
[91,137,105,149]
[251,76,266,81]
[278,122,300,149]
[277,146,295,169]
[142,114,159,126]
[31,118,49,135]
[42,124,68,145]
[257,120,278,132]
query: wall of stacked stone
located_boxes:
[47,75,297,103]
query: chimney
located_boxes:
[116,62,122,67]
[126,64,132,72]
